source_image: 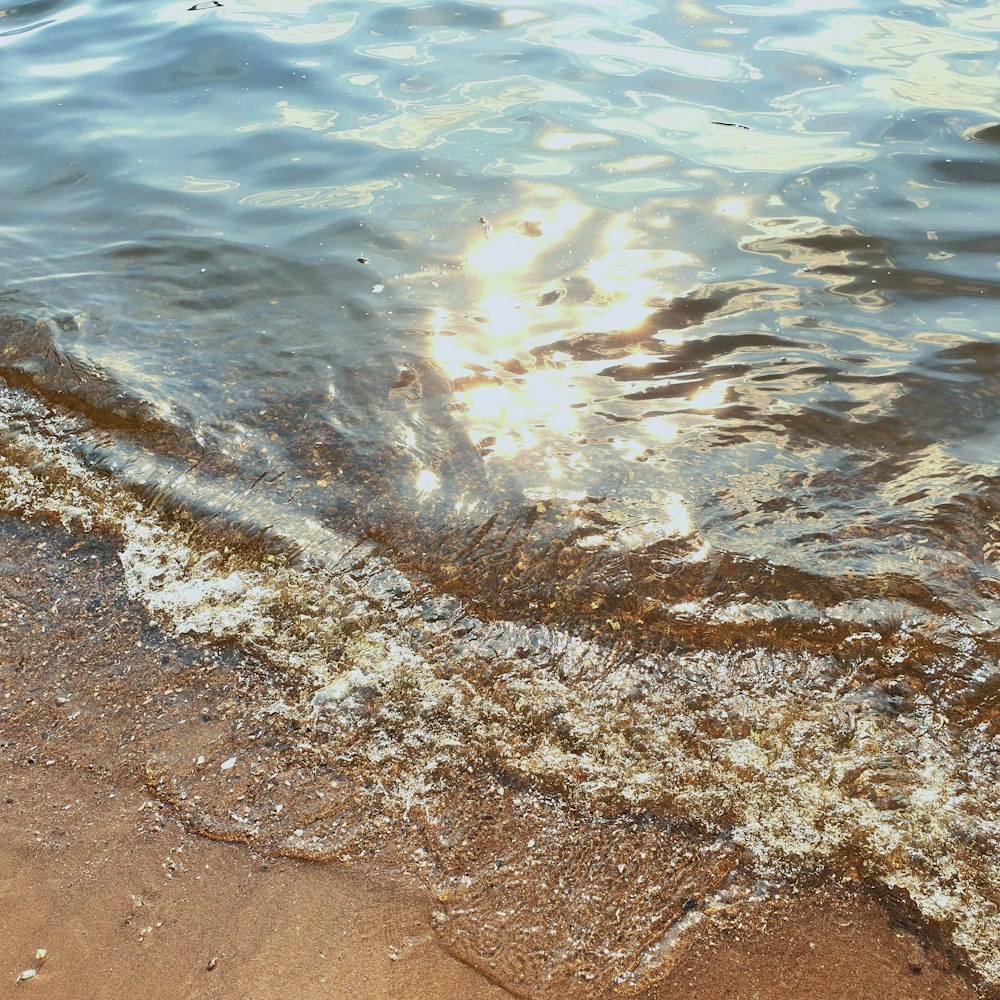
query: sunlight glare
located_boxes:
[415,468,440,496]
[689,383,727,409]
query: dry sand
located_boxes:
[0,512,991,1000]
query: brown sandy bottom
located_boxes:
[0,512,990,1000]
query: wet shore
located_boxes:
[0,759,983,1000]
[0,511,992,999]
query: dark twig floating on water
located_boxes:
[711,121,751,130]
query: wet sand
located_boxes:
[1,766,508,1000]
[1,759,982,1000]
[0,512,990,1000]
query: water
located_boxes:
[1,0,998,992]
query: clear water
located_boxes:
[1,0,998,992]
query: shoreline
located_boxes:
[1,755,983,1000]
[0,510,992,999]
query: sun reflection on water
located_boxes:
[414,467,440,497]
[418,188,728,486]
[689,383,727,410]
[423,191,725,547]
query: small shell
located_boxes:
[16,969,37,983]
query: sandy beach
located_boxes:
[0,511,992,1000]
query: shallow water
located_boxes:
[1,0,998,992]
